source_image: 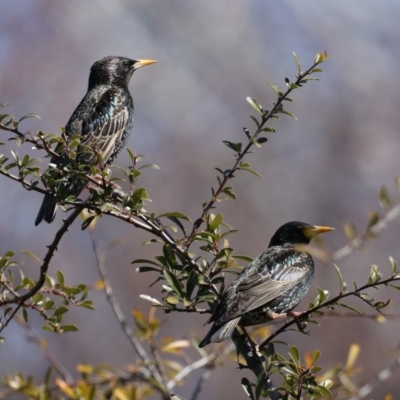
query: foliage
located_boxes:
[0,52,399,399]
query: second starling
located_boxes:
[199,221,334,347]
[35,56,157,225]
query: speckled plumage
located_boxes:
[198,221,334,347]
[35,56,156,225]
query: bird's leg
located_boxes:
[266,310,308,334]
[240,326,260,354]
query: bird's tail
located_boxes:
[35,194,58,225]
[198,317,241,348]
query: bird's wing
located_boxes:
[218,247,312,323]
[63,87,131,166]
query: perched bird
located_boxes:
[199,221,334,347]
[35,56,157,225]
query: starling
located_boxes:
[35,56,157,225]
[198,221,334,347]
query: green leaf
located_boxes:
[126,148,136,162]
[54,306,69,317]
[166,296,180,305]
[256,137,268,144]
[136,266,160,273]
[344,222,357,242]
[255,370,266,400]
[163,269,184,297]
[389,256,397,273]
[22,308,28,323]
[22,250,42,265]
[314,52,327,64]
[292,52,302,73]
[246,97,264,115]
[262,127,276,133]
[269,82,282,96]
[332,263,345,293]
[223,140,239,152]
[209,213,223,231]
[339,303,362,314]
[315,385,332,399]
[60,324,79,332]
[232,255,253,262]
[167,216,186,236]
[250,116,260,128]
[186,271,198,298]
[311,350,321,365]
[131,259,162,266]
[278,109,297,120]
[140,294,163,306]
[163,244,177,268]
[138,163,160,170]
[240,167,262,178]
[57,271,65,285]
[18,113,41,123]
[289,346,300,365]
[157,211,191,221]
[222,187,236,199]
[241,377,255,400]
[81,216,96,231]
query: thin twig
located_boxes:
[348,355,400,400]
[190,368,212,400]
[333,203,400,261]
[184,56,327,250]
[166,343,234,391]
[163,307,210,314]
[0,206,83,311]
[257,275,400,350]
[148,333,170,397]
[88,228,170,399]
[17,315,74,384]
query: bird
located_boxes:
[35,56,157,225]
[198,221,334,347]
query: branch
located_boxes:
[166,343,234,391]
[0,205,82,310]
[17,316,74,384]
[190,368,212,400]
[333,203,400,261]
[348,355,400,400]
[88,229,170,399]
[258,274,400,350]
[184,55,328,249]
[231,330,282,400]
[0,168,47,195]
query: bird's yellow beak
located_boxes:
[134,59,158,69]
[308,225,335,237]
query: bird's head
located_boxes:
[268,221,334,247]
[88,56,157,89]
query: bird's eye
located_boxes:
[123,61,130,68]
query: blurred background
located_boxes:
[1,0,400,398]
